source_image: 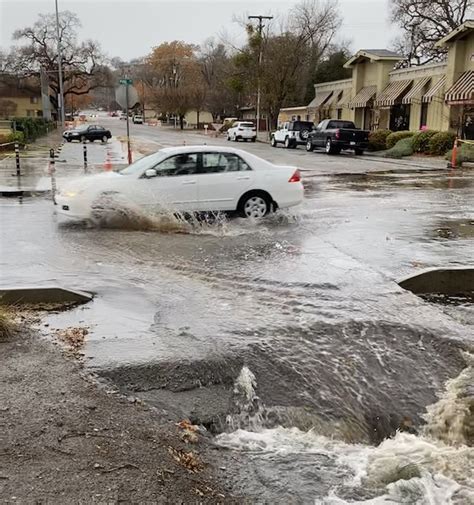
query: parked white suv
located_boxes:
[227,121,257,142]
[271,120,314,148]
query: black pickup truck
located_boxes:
[306,119,369,155]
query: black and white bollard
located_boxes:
[14,143,20,177]
[83,139,88,172]
[49,148,57,205]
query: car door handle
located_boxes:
[181,180,196,185]
[237,176,250,180]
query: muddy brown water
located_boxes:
[1,169,473,503]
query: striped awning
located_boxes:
[445,71,474,104]
[336,89,351,108]
[325,90,345,107]
[402,77,431,104]
[347,86,377,108]
[422,76,446,103]
[308,91,333,109]
[374,80,412,107]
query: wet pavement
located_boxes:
[1,117,473,503]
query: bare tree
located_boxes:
[391,0,473,65]
[1,11,111,112]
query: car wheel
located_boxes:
[251,137,256,143]
[238,192,271,219]
[325,139,337,154]
[101,135,108,143]
[271,136,277,147]
[284,137,292,149]
[66,138,72,143]
[227,135,231,141]
[234,135,238,142]
[80,135,86,143]
[354,148,364,155]
[306,140,314,152]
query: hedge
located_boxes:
[428,132,456,156]
[382,137,414,159]
[368,129,392,151]
[412,130,438,153]
[0,131,25,146]
[386,130,415,149]
[12,117,55,142]
[445,143,474,165]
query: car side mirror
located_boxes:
[144,168,158,178]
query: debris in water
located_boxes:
[54,326,89,356]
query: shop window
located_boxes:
[420,103,428,129]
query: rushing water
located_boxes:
[217,357,474,504]
[1,169,473,504]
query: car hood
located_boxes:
[59,171,123,193]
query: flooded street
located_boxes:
[1,126,473,503]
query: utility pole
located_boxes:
[54,0,65,128]
[248,15,272,137]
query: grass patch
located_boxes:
[0,308,16,341]
[381,137,414,159]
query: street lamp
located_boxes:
[54,0,65,127]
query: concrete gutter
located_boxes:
[398,267,474,296]
[0,287,93,306]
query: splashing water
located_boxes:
[217,359,474,503]
[69,193,298,236]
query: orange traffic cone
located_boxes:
[104,151,112,171]
[450,138,458,169]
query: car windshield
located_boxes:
[327,121,356,129]
[75,125,89,131]
[120,151,166,175]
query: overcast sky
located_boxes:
[0,0,398,60]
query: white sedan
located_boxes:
[55,146,304,220]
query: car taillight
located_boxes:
[335,129,340,139]
[288,170,301,183]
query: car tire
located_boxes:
[102,135,108,143]
[227,135,231,141]
[306,140,314,152]
[251,137,256,143]
[354,148,364,155]
[238,192,272,219]
[284,137,292,149]
[80,135,86,143]
[325,139,338,155]
[271,136,277,147]
[66,138,72,143]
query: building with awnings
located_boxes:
[278,21,474,137]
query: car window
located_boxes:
[292,121,314,131]
[88,126,96,131]
[239,122,254,128]
[154,153,198,176]
[327,121,355,129]
[96,126,105,131]
[201,152,250,173]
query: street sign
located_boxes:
[119,78,133,85]
[115,85,139,109]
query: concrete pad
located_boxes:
[398,267,474,296]
[0,287,93,305]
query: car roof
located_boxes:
[159,145,248,155]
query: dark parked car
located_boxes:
[306,119,369,155]
[63,125,112,143]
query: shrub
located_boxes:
[412,129,438,153]
[7,131,25,144]
[445,143,474,165]
[382,137,414,159]
[386,130,415,149]
[428,132,457,156]
[368,129,392,151]
[12,117,55,142]
[0,308,15,342]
